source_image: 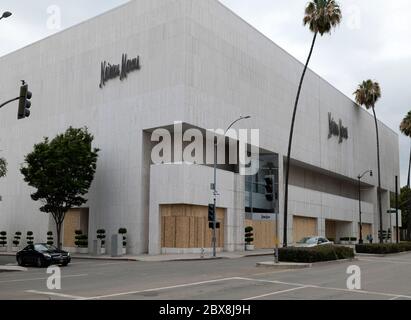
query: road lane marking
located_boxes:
[25,290,86,300]
[235,277,411,300]
[243,286,308,300]
[83,277,240,300]
[0,273,88,284]
[234,277,307,287]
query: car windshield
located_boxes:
[297,237,317,244]
[34,244,57,252]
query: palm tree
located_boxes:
[354,80,383,243]
[400,111,411,188]
[283,0,342,247]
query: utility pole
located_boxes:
[212,116,250,257]
[395,175,399,243]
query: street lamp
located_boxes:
[0,11,12,20]
[358,169,373,244]
[212,115,251,257]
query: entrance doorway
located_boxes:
[62,208,89,250]
[293,216,317,243]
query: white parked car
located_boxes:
[293,236,334,248]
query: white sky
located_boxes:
[0,0,410,186]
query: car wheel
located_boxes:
[36,257,44,268]
[17,256,24,266]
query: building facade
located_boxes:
[0,0,400,254]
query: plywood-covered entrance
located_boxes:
[63,208,89,248]
[161,204,225,248]
[325,220,337,241]
[244,220,277,249]
[293,216,317,243]
[361,223,373,239]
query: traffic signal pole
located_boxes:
[0,97,20,110]
[212,136,217,258]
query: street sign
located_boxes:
[245,212,277,221]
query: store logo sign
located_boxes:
[328,113,348,143]
[99,53,141,88]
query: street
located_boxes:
[1,253,411,300]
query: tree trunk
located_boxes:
[52,211,66,250]
[407,141,411,188]
[372,107,383,243]
[56,221,62,250]
[283,32,318,247]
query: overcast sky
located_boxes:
[0,0,410,186]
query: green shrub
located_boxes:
[0,231,7,247]
[356,243,411,254]
[340,237,349,242]
[47,231,54,246]
[279,245,355,263]
[245,226,254,245]
[26,231,34,245]
[13,231,22,246]
[97,229,106,247]
[119,228,127,247]
[74,230,88,247]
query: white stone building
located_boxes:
[0,0,400,254]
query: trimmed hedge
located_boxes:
[356,242,411,254]
[279,245,355,263]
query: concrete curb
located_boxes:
[256,258,358,270]
[256,261,312,269]
[356,251,411,258]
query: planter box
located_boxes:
[245,244,255,251]
[122,247,126,255]
[12,247,20,252]
[101,247,106,255]
[78,247,88,254]
[0,247,7,252]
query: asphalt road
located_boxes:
[1,253,411,300]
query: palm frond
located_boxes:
[303,0,342,36]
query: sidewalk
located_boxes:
[0,249,275,262]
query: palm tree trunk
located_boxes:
[283,32,318,247]
[372,107,383,243]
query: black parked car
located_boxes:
[16,243,71,268]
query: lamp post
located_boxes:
[0,11,12,21]
[358,170,373,244]
[212,115,251,257]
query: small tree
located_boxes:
[13,231,22,247]
[47,231,54,246]
[26,231,34,245]
[245,226,254,245]
[0,231,7,247]
[97,229,106,247]
[20,127,99,249]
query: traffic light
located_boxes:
[264,175,273,202]
[208,204,215,222]
[18,81,32,120]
